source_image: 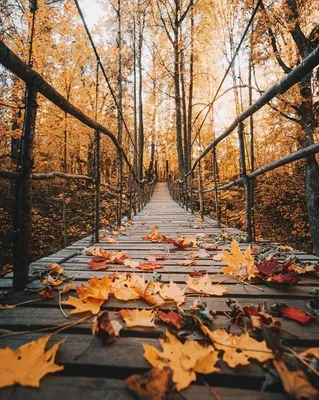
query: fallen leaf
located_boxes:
[0,335,65,388]
[62,296,104,314]
[201,327,274,368]
[196,217,204,222]
[127,220,135,225]
[46,263,64,275]
[142,229,167,243]
[271,303,316,324]
[143,281,166,306]
[187,275,227,296]
[124,259,140,269]
[110,320,123,336]
[77,276,111,301]
[42,275,63,287]
[119,309,156,328]
[189,270,205,277]
[125,368,174,400]
[267,272,300,286]
[137,262,163,271]
[111,274,145,301]
[243,306,281,330]
[288,264,316,275]
[140,221,146,225]
[143,332,219,390]
[104,236,118,244]
[177,257,197,266]
[87,256,110,271]
[222,240,257,280]
[59,282,74,294]
[159,280,185,305]
[145,255,168,262]
[191,249,210,259]
[167,236,197,248]
[273,359,319,400]
[213,253,223,261]
[158,310,183,329]
[199,242,218,250]
[92,311,116,343]
[38,288,54,300]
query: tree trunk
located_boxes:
[173,10,185,177]
[187,8,194,173]
[117,0,123,226]
[137,7,144,180]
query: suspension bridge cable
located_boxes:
[190,0,262,148]
[73,0,141,161]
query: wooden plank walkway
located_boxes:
[1,182,318,399]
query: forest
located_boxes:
[0,0,319,273]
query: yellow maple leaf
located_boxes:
[159,280,186,305]
[119,309,156,328]
[59,282,74,294]
[111,274,146,301]
[0,335,65,388]
[62,296,104,314]
[143,332,219,390]
[187,275,227,296]
[221,240,257,280]
[143,281,166,306]
[77,276,111,301]
[201,327,274,368]
[274,359,319,400]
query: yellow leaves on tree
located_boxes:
[143,332,219,390]
[221,240,257,280]
[201,327,274,368]
[187,275,227,296]
[0,335,65,388]
[119,309,156,328]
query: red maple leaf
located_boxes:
[281,306,316,324]
[88,256,109,271]
[256,259,280,276]
[157,310,183,329]
[268,272,300,285]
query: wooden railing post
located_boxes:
[198,162,204,218]
[184,177,188,211]
[128,171,133,220]
[93,129,100,242]
[238,122,252,242]
[13,84,37,290]
[190,172,194,214]
[212,147,221,227]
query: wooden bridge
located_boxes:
[1,182,319,399]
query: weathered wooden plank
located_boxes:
[1,307,318,340]
[0,377,289,400]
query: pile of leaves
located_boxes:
[220,240,319,287]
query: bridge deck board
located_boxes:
[1,182,318,399]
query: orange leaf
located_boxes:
[59,282,74,294]
[137,262,163,271]
[0,335,65,388]
[119,309,156,328]
[38,288,54,300]
[62,296,104,315]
